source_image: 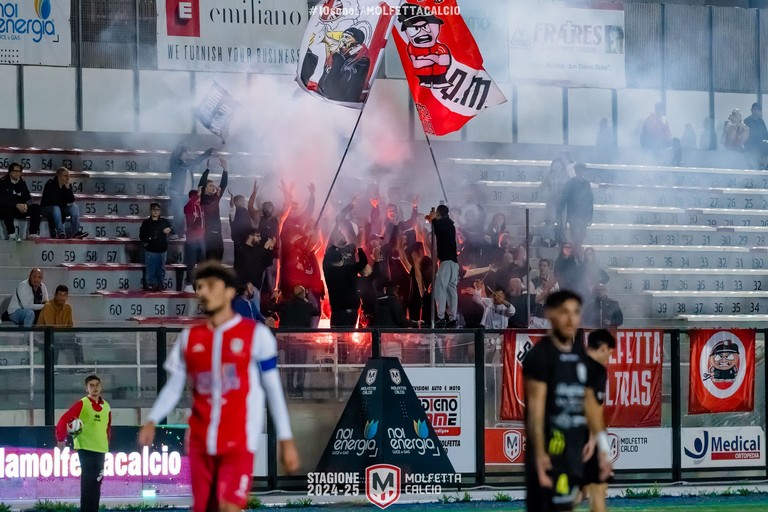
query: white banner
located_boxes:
[682,427,765,469]
[156,0,307,73]
[508,4,625,88]
[609,428,672,470]
[405,367,476,473]
[0,0,71,66]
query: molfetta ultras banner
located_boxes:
[0,0,71,66]
[508,2,625,88]
[157,0,307,73]
[501,330,663,428]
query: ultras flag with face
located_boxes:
[298,0,400,108]
[392,0,507,136]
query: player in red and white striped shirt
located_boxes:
[139,262,299,512]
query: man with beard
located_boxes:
[317,26,371,103]
[139,262,299,512]
[523,291,612,512]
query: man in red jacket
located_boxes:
[183,190,206,292]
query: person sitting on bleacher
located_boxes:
[0,162,41,240]
[38,285,82,366]
[199,158,228,261]
[139,202,173,291]
[583,284,624,329]
[3,268,48,327]
[40,167,88,239]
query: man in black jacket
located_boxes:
[374,282,420,328]
[276,286,319,398]
[198,159,228,261]
[323,245,368,327]
[40,167,87,239]
[0,162,41,240]
[427,205,459,328]
[234,229,275,295]
[558,163,594,250]
[139,203,172,291]
[583,284,624,329]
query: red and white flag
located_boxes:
[297,0,398,108]
[392,0,507,136]
[689,329,755,415]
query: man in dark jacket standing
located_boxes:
[139,203,172,291]
[374,282,420,328]
[40,167,87,239]
[558,163,594,250]
[323,245,368,327]
[168,142,214,235]
[276,285,319,398]
[198,159,228,261]
[0,162,41,240]
[427,205,459,328]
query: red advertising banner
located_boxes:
[485,428,525,465]
[688,329,755,415]
[500,330,664,427]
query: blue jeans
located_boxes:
[9,308,35,327]
[41,204,80,237]
[145,251,166,289]
[183,238,205,285]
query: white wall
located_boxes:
[82,69,135,133]
[0,65,19,129]
[23,66,77,131]
[568,88,612,146]
[139,70,193,133]
[517,85,563,144]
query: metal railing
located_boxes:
[0,326,765,490]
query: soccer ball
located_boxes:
[67,418,83,437]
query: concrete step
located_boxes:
[609,268,768,294]
[95,290,202,321]
[646,291,768,318]
[584,244,768,270]
[63,263,187,293]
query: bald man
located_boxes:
[5,268,49,326]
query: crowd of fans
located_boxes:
[0,148,623,330]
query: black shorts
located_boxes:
[582,452,614,487]
[525,458,580,512]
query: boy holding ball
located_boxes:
[55,374,111,512]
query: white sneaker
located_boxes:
[27,233,40,240]
[183,284,194,293]
[7,233,17,241]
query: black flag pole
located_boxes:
[425,133,448,205]
[315,109,365,228]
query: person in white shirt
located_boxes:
[472,280,515,329]
[6,268,49,326]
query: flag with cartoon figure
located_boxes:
[298,0,399,108]
[689,329,755,414]
[392,0,507,136]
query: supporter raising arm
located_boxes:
[198,158,228,261]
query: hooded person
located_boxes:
[316,26,371,103]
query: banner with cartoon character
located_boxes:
[297,0,400,108]
[391,1,507,136]
[688,329,755,415]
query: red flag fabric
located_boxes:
[603,330,663,428]
[391,1,507,136]
[500,331,547,421]
[688,329,755,415]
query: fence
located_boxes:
[0,326,765,495]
